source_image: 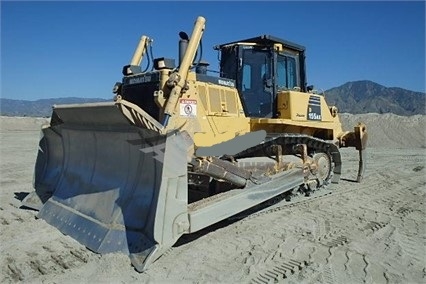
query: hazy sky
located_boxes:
[1,1,425,100]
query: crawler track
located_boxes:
[224,133,345,222]
[235,133,342,183]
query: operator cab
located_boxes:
[215,35,307,118]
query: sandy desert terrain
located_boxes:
[0,114,425,283]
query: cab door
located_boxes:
[239,47,274,118]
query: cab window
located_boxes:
[277,54,299,90]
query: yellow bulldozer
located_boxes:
[23,16,367,272]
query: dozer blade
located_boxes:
[28,102,192,272]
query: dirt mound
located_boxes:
[0,116,50,131]
[340,113,425,148]
[2,114,425,148]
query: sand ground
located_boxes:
[0,114,425,283]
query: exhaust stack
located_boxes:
[178,32,189,67]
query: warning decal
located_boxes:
[179,99,197,117]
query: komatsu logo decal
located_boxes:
[218,79,235,87]
[128,75,152,85]
[307,95,322,121]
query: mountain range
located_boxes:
[0,97,110,117]
[323,80,425,116]
[0,80,424,117]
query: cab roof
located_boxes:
[214,35,305,52]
